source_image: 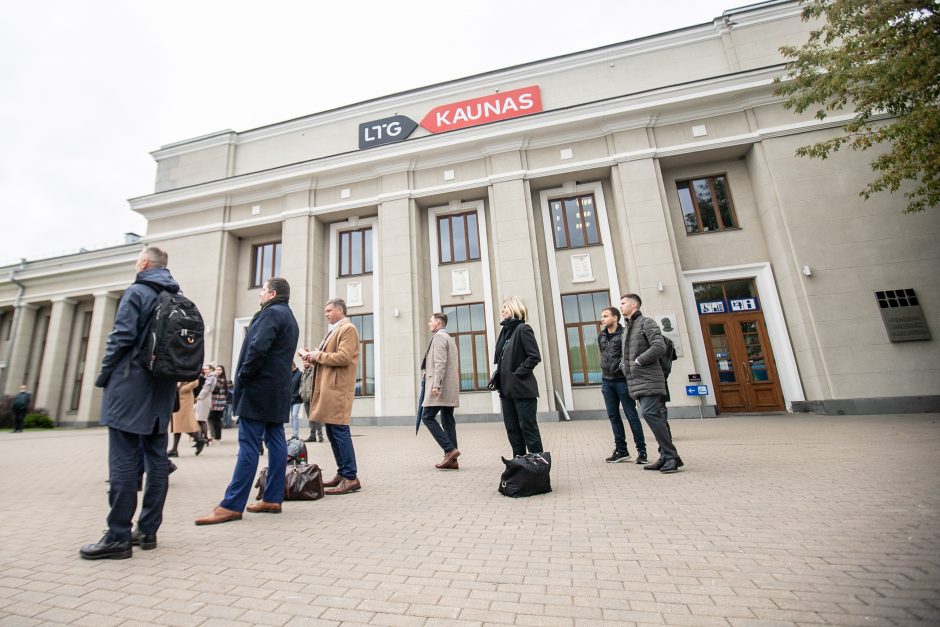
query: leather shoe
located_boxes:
[323,474,343,488]
[444,448,461,463]
[194,506,243,526]
[80,534,132,560]
[325,477,361,495]
[246,500,282,514]
[643,457,667,470]
[659,458,684,473]
[131,527,157,550]
[435,458,459,470]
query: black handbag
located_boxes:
[255,462,324,501]
[498,452,552,497]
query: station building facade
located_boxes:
[2,0,937,427]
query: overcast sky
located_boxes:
[0,0,738,266]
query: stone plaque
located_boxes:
[570,253,594,283]
[877,289,931,342]
[451,268,471,296]
[656,313,683,357]
[346,281,363,307]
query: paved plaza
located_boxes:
[0,413,938,626]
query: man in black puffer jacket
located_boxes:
[619,293,683,473]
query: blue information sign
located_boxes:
[685,385,709,396]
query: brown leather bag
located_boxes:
[255,462,324,501]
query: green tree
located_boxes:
[774,0,940,213]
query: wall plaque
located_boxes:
[877,289,931,342]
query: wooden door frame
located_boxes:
[682,263,805,411]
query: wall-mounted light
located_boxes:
[656,281,664,292]
[802,265,813,276]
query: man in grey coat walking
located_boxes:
[81,247,182,559]
[620,293,683,473]
[419,312,461,470]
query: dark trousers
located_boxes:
[637,395,679,460]
[421,405,457,453]
[326,424,357,479]
[501,397,543,457]
[304,402,323,438]
[219,417,287,512]
[600,379,646,455]
[208,410,224,440]
[12,408,26,431]
[107,425,169,541]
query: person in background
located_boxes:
[194,364,216,445]
[597,306,647,465]
[11,385,31,433]
[288,361,303,440]
[493,296,543,458]
[419,312,461,470]
[300,360,322,442]
[168,380,204,456]
[208,365,229,442]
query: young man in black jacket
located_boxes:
[597,307,647,464]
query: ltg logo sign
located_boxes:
[358,85,542,150]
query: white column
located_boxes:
[75,291,120,425]
[2,304,38,395]
[34,297,77,418]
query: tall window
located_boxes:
[338,227,373,277]
[676,175,739,234]
[549,193,601,249]
[349,314,375,396]
[441,303,489,391]
[438,212,481,264]
[251,242,281,287]
[561,291,609,386]
[70,311,93,410]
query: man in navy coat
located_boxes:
[196,276,299,525]
[80,247,181,559]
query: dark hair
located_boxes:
[266,277,290,299]
[326,298,347,314]
[602,306,621,321]
[142,246,168,268]
[431,312,448,326]
[621,293,642,307]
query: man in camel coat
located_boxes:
[300,298,361,495]
[420,312,461,470]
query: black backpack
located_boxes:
[139,290,205,381]
[659,335,678,380]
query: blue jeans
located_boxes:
[289,403,303,439]
[107,426,169,541]
[326,424,358,479]
[421,405,457,453]
[219,418,287,511]
[600,379,646,456]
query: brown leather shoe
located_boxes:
[194,506,243,526]
[435,458,459,470]
[324,477,361,495]
[323,474,342,488]
[246,500,282,514]
[444,448,461,463]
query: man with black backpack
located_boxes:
[81,247,188,559]
[619,293,684,474]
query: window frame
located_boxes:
[549,193,603,250]
[348,313,375,397]
[437,211,481,264]
[250,241,282,288]
[441,302,490,392]
[675,173,740,235]
[338,227,373,278]
[561,290,608,387]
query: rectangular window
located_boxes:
[561,291,609,386]
[251,242,281,288]
[676,175,739,234]
[441,302,489,391]
[549,193,601,250]
[69,311,93,411]
[438,212,481,264]
[349,314,375,396]
[339,227,373,277]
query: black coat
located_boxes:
[96,267,180,434]
[598,325,626,380]
[620,310,667,399]
[496,322,542,399]
[289,368,302,405]
[233,300,300,422]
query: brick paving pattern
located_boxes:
[0,413,938,626]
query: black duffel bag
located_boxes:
[498,452,552,497]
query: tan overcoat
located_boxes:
[308,320,360,425]
[422,330,460,408]
[171,380,199,433]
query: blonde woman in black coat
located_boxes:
[493,296,543,457]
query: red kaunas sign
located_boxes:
[419,85,542,134]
